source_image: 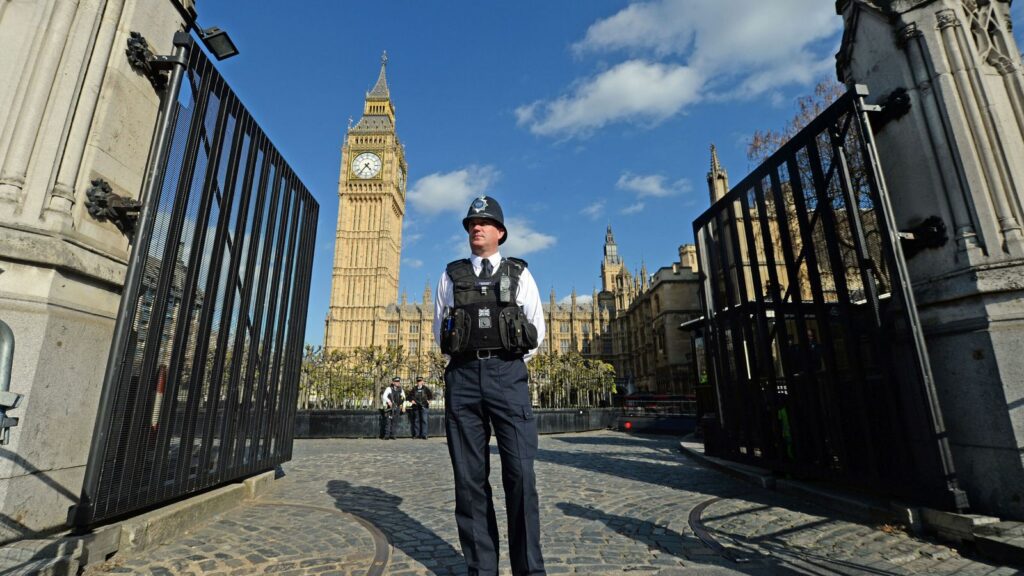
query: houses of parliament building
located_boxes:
[324,56,715,395]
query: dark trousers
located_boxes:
[445,356,545,576]
[384,407,401,439]
[411,406,429,438]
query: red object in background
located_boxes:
[624,421,632,430]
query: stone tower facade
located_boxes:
[707,144,730,204]
[838,0,1024,518]
[325,53,409,353]
[0,0,191,540]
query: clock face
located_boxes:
[351,152,382,179]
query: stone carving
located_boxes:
[963,0,1018,74]
[897,22,921,48]
[936,10,960,30]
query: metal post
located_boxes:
[71,33,192,531]
[852,84,968,512]
[0,319,22,446]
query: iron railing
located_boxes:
[693,86,964,511]
[73,32,318,528]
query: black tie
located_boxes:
[481,259,493,278]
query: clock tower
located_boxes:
[325,52,409,352]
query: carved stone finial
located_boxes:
[381,50,388,66]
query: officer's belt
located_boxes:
[449,349,523,364]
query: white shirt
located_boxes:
[433,251,546,362]
[382,386,404,407]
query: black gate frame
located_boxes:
[72,32,318,528]
[693,86,966,511]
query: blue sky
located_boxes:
[196,0,1024,346]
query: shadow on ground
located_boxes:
[326,479,464,572]
[556,501,807,575]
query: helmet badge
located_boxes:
[471,197,488,213]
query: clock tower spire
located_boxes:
[325,53,409,352]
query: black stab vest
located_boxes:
[445,258,525,351]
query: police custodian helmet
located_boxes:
[462,196,507,244]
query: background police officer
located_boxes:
[381,376,405,440]
[409,376,433,439]
[433,196,546,576]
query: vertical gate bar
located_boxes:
[194,91,246,485]
[111,44,210,516]
[149,61,219,499]
[231,129,272,471]
[270,176,301,461]
[199,105,256,484]
[210,112,260,484]
[723,192,761,459]
[246,165,291,474]
[754,173,801,463]
[233,131,274,471]
[256,185,290,467]
[160,71,231,498]
[284,196,317,460]
[831,115,883,329]
[177,70,233,494]
[116,48,214,517]
[804,129,868,477]
[738,186,782,464]
[73,32,191,530]
[852,86,966,511]
[785,148,850,474]
[767,165,821,465]
[827,111,889,486]
[712,209,745,454]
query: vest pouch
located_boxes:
[441,308,471,354]
[498,307,538,355]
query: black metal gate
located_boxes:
[73,33,318,528]
[693,86,965,510]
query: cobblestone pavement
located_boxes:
[89,431,1021,575]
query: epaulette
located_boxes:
[505,257,528,269]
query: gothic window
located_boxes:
[388,323,398,334]
[560,322,570,333]
[582,323,590,334]
[408,340,419,352]
[560,340,570,353]
[409,324,419,334]
[387,339,398,349]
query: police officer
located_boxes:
[433,196,546,576]
[381,376,404,440]
[410,376,433,439]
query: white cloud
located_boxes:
[559,294,594,306]
[581,200,605,220]
[502,217,557,257]
[404,232,423,245]
[621,202,645,215]
[521,0,841,138]
[616,173,691,198]
[516,60,702,138]
[403,258,423,269]
[408,165,499,214]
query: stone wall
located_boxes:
[0,0,187,541]
[838,0,1024,519]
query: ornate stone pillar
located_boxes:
[838,0,1024,519]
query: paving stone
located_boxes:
[61,431,1018,575]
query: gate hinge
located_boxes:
[867,87,912,133]
[126,31,187,90]
[85,179,142,239]
[898,215,948,258]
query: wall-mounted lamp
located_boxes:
[198,26,238,60]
